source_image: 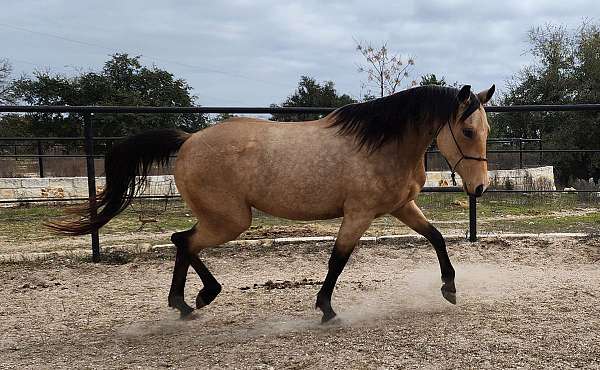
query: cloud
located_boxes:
[0,1,597,105]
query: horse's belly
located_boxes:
[249,182,344,221]
[252,203,343,221]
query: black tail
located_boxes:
[47,129,191,235]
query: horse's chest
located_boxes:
[380,169,426,210]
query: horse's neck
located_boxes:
[395,128,436,164]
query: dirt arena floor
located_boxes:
[1,235,600,369]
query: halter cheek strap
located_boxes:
[438,120,487,186]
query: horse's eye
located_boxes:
[463,129,474,139]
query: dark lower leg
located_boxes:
[167,244,194,317]
[171,226,222,310]
[189,255,222,308]
[424,224,456,303]
[316,245,351,323]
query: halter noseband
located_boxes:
[438,119,487,186]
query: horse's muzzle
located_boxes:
[474,184,485,197]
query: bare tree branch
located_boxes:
[0,58,14,104]
[355,41,415,99]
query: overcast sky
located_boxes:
[1,1,597,106]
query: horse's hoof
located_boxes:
[180,311,198,321]
[168,295,195,317]
[196,287,220,309]
[196,295,207,309]
[441,279,456,304]
[441,289,457,304]
[321,314,342,325]
[315,294,339,324]
[175,305,195,320]
[320,310,338,324]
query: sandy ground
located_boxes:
[1,236,600,369]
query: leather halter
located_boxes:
[437,119,487,186]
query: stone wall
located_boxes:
[425,166,556,190]
[0,166,556,201]
[0,176,175,201]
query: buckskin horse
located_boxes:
[49,84,495,323]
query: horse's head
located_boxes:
[436,84,495,197]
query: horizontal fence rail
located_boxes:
[6,149,597,158]
[1,103,599,258]
[2,103,600,114]
[0,136,546,142]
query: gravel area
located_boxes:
[1,236,600,369]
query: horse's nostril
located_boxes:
[474,184,484,197]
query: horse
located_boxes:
[49,84,495,323]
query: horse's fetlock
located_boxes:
[205,283,222,297]
[315,292,330,309]
[442,272,455,283]
[196,284,222,308]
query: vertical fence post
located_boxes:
[468,195,477,242]
[83,113,100,262]
[36,139,44,178]
[424,150,429,171]
[519,139,523,169]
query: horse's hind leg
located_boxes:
[168,228,195,318]
[392,201,456,304]
[168,209,251,318]
[189,253,221,308]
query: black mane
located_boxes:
[328,85,481,152]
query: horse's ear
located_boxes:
[477,84,496,105]
[457,85,471,105]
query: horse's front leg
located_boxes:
[392,200,456,304]
[316,212,374,324]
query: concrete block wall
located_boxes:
[425,166,556,190]
[0,166,556,201]
[488,166,556,190]
[0,175,173,201]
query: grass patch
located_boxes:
[482,212,600,234]
[0,193,598,257]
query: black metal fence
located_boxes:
[1,104,600,261]
[0,136,544,178]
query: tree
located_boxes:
[208,113,237,123]
[419,73,447,86]
[494,22,600,184]
[270,76,356,122]
[6,54,207,138]
[355,41,415,98]
[0,58,15,104]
